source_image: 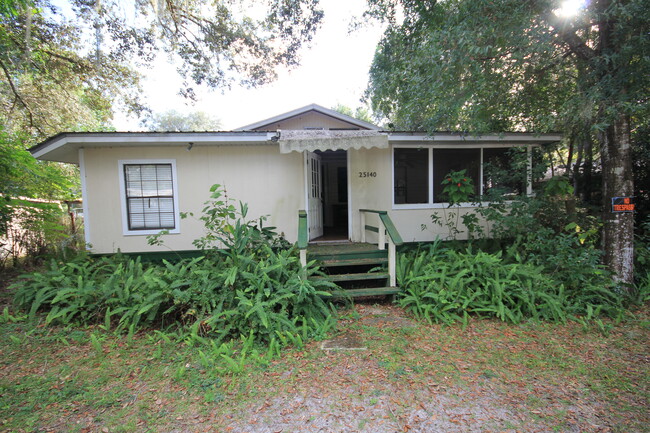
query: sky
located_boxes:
[113,0,385,131]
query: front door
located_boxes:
[306,151,323,239]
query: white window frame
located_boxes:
[118,159,181,236]
[391,144,531,210]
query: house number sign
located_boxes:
[359,171,377,178]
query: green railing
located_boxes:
[298,210,308,267]
[359,209,403,287]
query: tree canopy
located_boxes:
[331,103,374,124]
[365,0,649,285]
[144,110,222,132]
[1,0,323,138]
[366,0,648,133]
[0,0,323,242]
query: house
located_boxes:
[30,104,561,257]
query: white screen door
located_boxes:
[306,151,323,239]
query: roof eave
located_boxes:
[387,131,562,145]
[30,131,275,164]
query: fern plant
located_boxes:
[13,184,337,356]
[396,245,624,327]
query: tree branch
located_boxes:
[0,57,44,134]
[544,13,596,61]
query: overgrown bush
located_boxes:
[468,177,615,294]
[1,199,81,267]
[633,216,650,304]
[396,242,624,328]
[12,185,337,349]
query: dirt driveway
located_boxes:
[1,301,648,433]
[197,303,646,433]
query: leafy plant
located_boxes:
[396,243,624,327]
[441,169,474,204]
[429,170,478,240]
[12,185,337,360]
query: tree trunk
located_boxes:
[566,138,574,177]
[582,128,593,203]
[600,113,635,287]
[572,128,582,189]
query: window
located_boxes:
[482,148,524,197]
[394,148,429,204]
[432,149,480,203]
[392,146,529,207]
[119,160,180,235]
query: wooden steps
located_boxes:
[320,257,388,267]
[330,287,401,298]
[308,242,399,299]
[312,272,389,282]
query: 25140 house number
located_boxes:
[359,171,377,178]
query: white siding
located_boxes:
[84,145,304,253]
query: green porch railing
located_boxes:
[359,209,403,287]
[298,210,308,267]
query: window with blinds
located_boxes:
[123,164,176,230]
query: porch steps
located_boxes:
[312,272,389,283]
[308,242,399,298]
[319,257,388,268]
[330,287,401,298]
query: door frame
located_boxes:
[304,150,353,242]
[304,151,323,240]
[347,150,352,241]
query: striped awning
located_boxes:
[278,129,389,153]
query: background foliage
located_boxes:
[365,0,649,284]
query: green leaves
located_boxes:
[396,243,625,327]
[13,185,336,360]
[441,169,475,205]
[367,0,649,133]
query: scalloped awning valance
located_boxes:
[278,129,389,154]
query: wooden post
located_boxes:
[527,145,533,196]
[360,211,366,243]
[388,239,396,287]
[297,210,308,272]
[378,218,386,250]
[299,249,307,268]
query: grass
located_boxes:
[1,292,648,432]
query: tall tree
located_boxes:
[365,0,649,286]
[331,103,374,123]
[145,110,222,132]
[1,0,323,138]
[1,0,323,241]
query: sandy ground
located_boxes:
[194,304,618,433]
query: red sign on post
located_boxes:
[611,197,635,213]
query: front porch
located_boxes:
[298,210,403,298]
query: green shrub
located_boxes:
[12,185,337,349]
[396,243,624,327]
[472,191,614,296]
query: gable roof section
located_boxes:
[235,103,381,131]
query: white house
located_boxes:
[30,104,561,255]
